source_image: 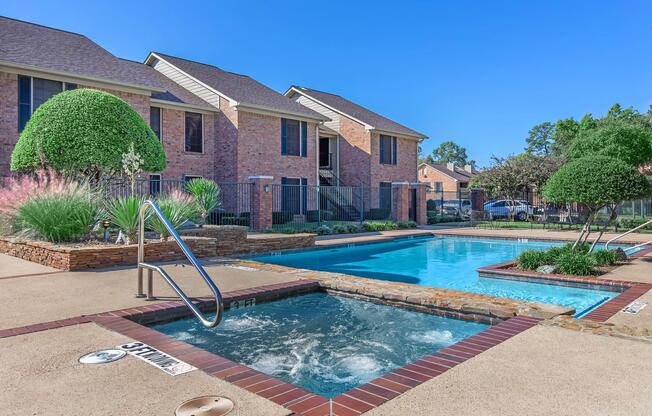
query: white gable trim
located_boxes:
[285,87,373,129]
[146,52,237,105]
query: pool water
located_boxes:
[251,236,617,315]
[151,293,488,397]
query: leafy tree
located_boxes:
[11,89,166,178]
[566,123,652,168]
[544,156,651,249]
[525,122,554,156]
[429,140,473,167]
[551,118,580,156]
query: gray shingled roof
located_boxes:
[152,53,326,120]
[117,59,212,108]
[0,16,161,90]
[289,86,427,139]
[424,163,476,182]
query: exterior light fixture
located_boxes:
[102,219,111,241]
[264,184,270,193]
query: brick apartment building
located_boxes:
[0,16,429,225]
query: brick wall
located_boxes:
[215,96,238,183]
[236,110,317,185]
[418,164,460,193]
[337,116,371,187]
[157,107,216,180]
[370,132,418,187]
[0,71,18,177]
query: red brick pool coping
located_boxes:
[82,281,540,416]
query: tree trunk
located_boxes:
[574,213,594,248]
[589,206,618,253]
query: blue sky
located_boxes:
[5,1,652,166]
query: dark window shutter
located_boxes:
[18,76,31,132]
[392,137,398,165]
[281,119,287,155]
[379,136,385,163]
[300,121,307,157]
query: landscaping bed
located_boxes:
[0,236,216,271]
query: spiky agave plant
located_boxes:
[185,178,221,226]
[105,196,148,245]
[146,193,196,241]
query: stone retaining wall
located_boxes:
[0,228,316,270]
[0,237,216,271]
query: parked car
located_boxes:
[429,199,472,217]
[484,199,534,221]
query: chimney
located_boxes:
[464,164,473,173]
[446,162,455,171]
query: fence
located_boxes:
[101,178,253,228]
[271,184,393,230]
[426,187,652,226]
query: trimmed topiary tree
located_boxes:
[565,123,652,168]
[11,89,165,177]
[543,155,651,249]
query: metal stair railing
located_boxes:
[605,218,652,253]
[136,200,223,328]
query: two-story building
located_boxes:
[0,16,428,221]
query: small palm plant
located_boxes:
[105,196,147,245]
[185,178,221,226]
[146,192,196,241]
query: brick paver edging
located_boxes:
[87,281,540,416]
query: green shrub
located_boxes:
[517,250,552,270]
[556,250,594,275]
[362,221,399,232]
[397,220,417,229]
[272,211,294,224]
[16,193,100,243]
[315,225,332,235]
[619,217,652,231]
[185,178,221,226]
[146,195,196,241]
[332,224,349,234]
[11,89,166,175]
[591,249,619,266]
[105,196,146,245]
[347,223,362,233]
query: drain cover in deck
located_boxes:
[175,396,234,416]
[79,349,126,364]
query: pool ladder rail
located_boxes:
[605,218,652,253]
[136,200,224,328]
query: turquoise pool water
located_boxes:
[251,236,617,315]
[151,292,488,397]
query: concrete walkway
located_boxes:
[0,253,59,278]
[0,260,301,330]
[0,323,290,416]
[366,325,652,416]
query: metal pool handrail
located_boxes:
[605,218,652,253]
[136,200,223,328]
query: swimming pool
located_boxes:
[250,236,617,315]
[151,292,488,397]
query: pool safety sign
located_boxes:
[117,342,196,376]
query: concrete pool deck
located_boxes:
[1,226,651,415]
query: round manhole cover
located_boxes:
[175,396,234,416]
[79,349,126,364]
